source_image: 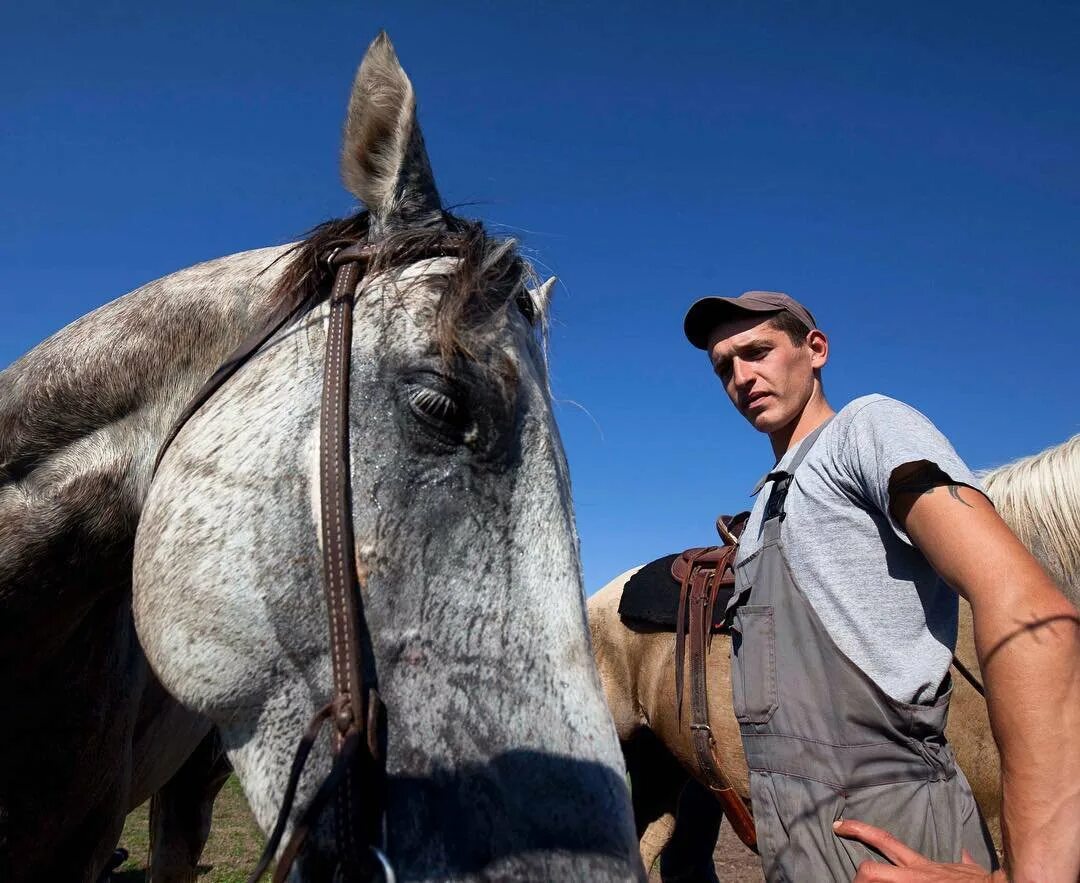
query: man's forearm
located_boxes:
[890,470,1080,881]
[969,570,1080,882]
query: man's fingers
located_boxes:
[833,818,927,867]
[853,859,904,882]
[961,849,976,865]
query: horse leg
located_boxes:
[658,778,723,883]
[641,814,677,876]
[622,727,692,875]
[147,730,232,883]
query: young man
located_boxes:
[683,291,1080,882]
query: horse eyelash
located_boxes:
[409,386,458,419]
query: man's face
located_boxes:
[706,314,825,435]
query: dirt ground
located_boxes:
[708,824,765,882]
[646,822,764,882]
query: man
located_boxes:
[682,291,1080,882]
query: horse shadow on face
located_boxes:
[118,746,640,881]
[282,750,639,881]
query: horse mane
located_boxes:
[265,210,543,368]
[980,433,1080,598]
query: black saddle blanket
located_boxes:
[617,554,733,633]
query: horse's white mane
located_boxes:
[980,433,1080,598]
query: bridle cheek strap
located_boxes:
[246,254,390,883]
[320,256,390,880]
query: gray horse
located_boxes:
[2,33,641,882]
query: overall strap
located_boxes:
[758,417,834,524]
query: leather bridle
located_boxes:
[154,240,462,883]
[245,245,389,883]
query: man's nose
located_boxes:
[732,359,754,389]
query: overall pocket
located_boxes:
[730,605,779,724]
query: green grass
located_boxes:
[112,775,265,881]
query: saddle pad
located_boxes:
[618,554,733,633]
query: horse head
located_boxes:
[133,33,640,882]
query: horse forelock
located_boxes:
[268,211,546,376]
[981,433,1080,599]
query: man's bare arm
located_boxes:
[889,460,1080,882]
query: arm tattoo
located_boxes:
[890,463,974,508]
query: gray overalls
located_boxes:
[727,423,997,881]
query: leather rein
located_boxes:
[153,240,459,882]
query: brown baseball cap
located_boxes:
[683,290,818,350]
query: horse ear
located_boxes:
[341,32,442,228]
[527,276,557,315]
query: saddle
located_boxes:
[672,512,758,854]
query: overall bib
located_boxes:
[727,423,997,881]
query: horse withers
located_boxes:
[1,33,642,883]
[589,434,1080,880]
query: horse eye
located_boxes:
[408,386,459,422]
[406,379,472,443]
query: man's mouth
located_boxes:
[744,392,771,411]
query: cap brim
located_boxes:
[683,297,782,350]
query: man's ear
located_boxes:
[807,329,829,369]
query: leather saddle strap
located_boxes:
[675,549,715,721]
[687,564,759,854]
[318,259,387,876]
[674,553,696,723]
[673,547,731,721]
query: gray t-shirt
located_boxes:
[736,394,984,704]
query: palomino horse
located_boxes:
[1,33,641,882]
[589,433,1080,880]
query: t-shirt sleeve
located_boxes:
[838,398,987,545]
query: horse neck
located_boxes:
[0,245,293,527]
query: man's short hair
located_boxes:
[768,310,811,347]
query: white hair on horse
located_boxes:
[980,432,1080,600]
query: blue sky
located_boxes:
[3,2,1078,592]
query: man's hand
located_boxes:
[833,819,1004,882]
